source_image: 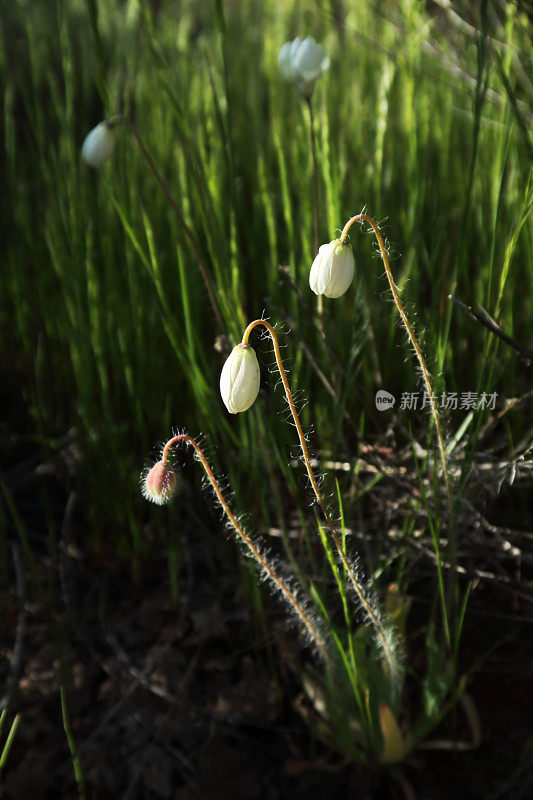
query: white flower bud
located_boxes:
[278,36,329,97]
[220,344,260,414]
[309,239,355,298]
[82,122,116,167]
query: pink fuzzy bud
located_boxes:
[142,460,177,505]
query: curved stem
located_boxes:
[240,320,398,680]
[341,214,454,638]
[107,115,225,333]
[161,434,329,661]
[241,320,330,525]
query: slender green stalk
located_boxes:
[306,97,323,319]
[60,686,87,800]
[161,434,329,661]
[0,712,20,779]
[306,97,319,257]
[240,320,397,681]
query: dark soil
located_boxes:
[1,424,532,800]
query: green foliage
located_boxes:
[2,0,531,770]
[0,711,20,780]
[422,624,454,720]
[3,1,532,546]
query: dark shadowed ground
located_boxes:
[1,415,532,800]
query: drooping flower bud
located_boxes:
[278,36,330,97]
[82,121,116,167]
[220,344,260,414]
[309,239,355,299]
[142,460,177,505]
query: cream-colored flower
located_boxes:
[82,122,116,167]
[278,36,329,97]
[220,345,261,414]
[309,239,355,298]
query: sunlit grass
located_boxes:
[2,0,530,559]
[2,0,532,768]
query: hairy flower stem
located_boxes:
[340,214,455,637]
[240,320,397,680]
[107,115,225,333]
[161,434,329,661]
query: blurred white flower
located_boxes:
[309,239,355,298]
[220,344,261,414]
[278,36,330,97]
[82,121,116,167]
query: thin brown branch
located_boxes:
[449,294,533,367]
